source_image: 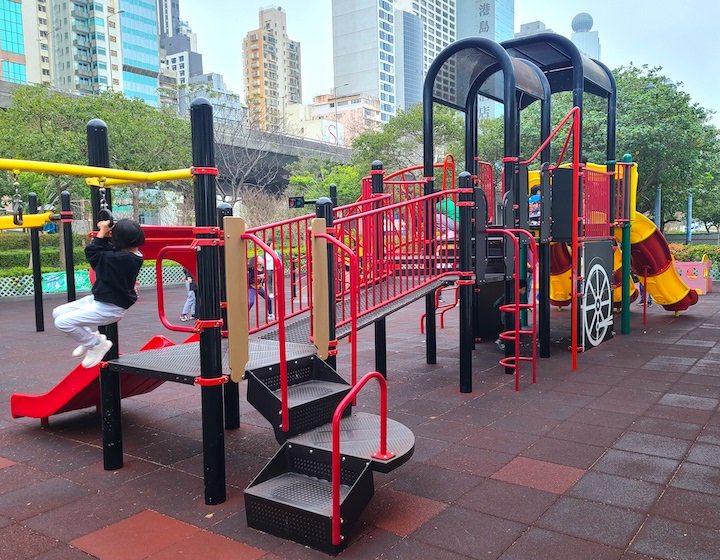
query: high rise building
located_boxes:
[332,0,396,123]
[514,20,553,38]
[571,12,600,60]
[456,0,514,119]
[119,0,160,106]
[242,6,301,130]
[157,0,179,37]
[161,27,203,86]
[0,0,28,84]
[408,0,455,73]
[51,0,121,96]
[394,9,423,111]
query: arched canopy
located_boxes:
[426,38,549,113]
[502,33,614,100]
[501,32,617,165]
[423,37,551,184]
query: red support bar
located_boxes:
[194,375,229,386]
[190,166,219,176]
[193,319,223,333]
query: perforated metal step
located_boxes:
[288,412,415,473]
[245,442,374,555]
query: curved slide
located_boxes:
[619,212,699,312]
[11,335,181,422]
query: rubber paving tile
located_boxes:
[2,287,720,559]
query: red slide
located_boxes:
[11,335,179,423]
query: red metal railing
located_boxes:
[155,245,198,334]
[476,159,495,223]
[583,168,613,238]
[313,232,359,388]
[331,371,394,546]
[615,162,633,224]
[245,213,316,332]
[241,233,290,431]
[332,190,460,327]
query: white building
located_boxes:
[570,12,600,60]
[332,0,396,123]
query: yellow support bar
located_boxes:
[85,168,195,186]
[0,212,53,231]
[0,158,194,185]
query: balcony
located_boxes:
[75,68,92,78]
[74,53,90,62]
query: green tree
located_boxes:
[584,65,719,231]
[351,103,465,175]
[0,84,192,220]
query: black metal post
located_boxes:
[28,193,44,332]
[87,118,123,471]
[316,197,337,370]
[217,202,239,431]
[60,191,76,302]
[370,162,387,377]
[458,173,473,392]
[329,183,338,208]
[191,98,226,505]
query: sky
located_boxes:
[180,0,720,122]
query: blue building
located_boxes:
[120,0,160,106]
[395,9,423,111]
[0,0,27,84]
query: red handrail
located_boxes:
[155,245,196,334]
[331,371,394,546]
[520,107,580,167]
[241,233,289,431]
[314,232,359,387]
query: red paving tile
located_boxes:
[361,487,446,536]
[491,456,585,494]
[70,510,200,560]
[145,530,265,559]
[4,287,720,559]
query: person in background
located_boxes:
[181,269,197,321]
[633,272,653,307]
[53,218,145,368]
[493,279,528,352]
[528,185,541,226]
[248,256,274,320]
[263,247,280,320]
[434,189,458,239]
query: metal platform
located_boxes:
[105,338,316,384]
[288,412,415,473]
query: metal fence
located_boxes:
[0,265,186,298]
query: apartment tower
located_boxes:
[242,6,302,130]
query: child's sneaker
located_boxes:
[267,314,275,320]
[72,333,106,357]
[180,314,188,322]
[495,338,505,351]
[82,337,113,369]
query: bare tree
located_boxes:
[234,183,294,228]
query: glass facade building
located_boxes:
[0,0,26,83]
[395,9,423,111]
[120,0,159,106]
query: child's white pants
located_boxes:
[53,295,126,347]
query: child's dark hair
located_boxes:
[112,219,145,249]
[531,185,540,195]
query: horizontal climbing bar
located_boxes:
[0,158,194,185]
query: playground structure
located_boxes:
[6,33,703,554]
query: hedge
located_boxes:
[0,247,88,269]
[0,232,87,251]
[668,244,720,263]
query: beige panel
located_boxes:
[224,217,249,382]
[311,219,329,359]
